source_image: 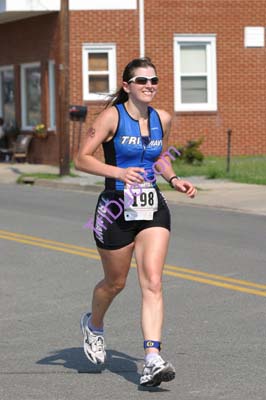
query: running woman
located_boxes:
[75,57,197,387]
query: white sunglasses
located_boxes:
[127,76,159,85]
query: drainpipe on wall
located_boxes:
[139,0,145,57]
[59,0,70,175]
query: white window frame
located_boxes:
[82,44,117,101]
[20,62,41,130]
[48,60,56,130]
[0,65,14,118]
[174,34,217,112]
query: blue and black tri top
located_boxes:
[103,103,164,190]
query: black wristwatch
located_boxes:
[168,175,181,188]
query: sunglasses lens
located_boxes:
[151,77,159,85]
[135,77,149,85]
[129,76,159,85]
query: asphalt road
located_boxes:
[0,184,266,400]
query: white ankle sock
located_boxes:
[145,352,160,363]
[88,316,104,335]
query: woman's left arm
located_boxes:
[156,110,197,199]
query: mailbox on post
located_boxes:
[69,105,87,122]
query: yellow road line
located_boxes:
[2,229,265,290]
[130,260,266,297]
[0,234,101,261]
[0,229,98,254]
[163,264,266,290]
[162,269,266,297]
[1,230,265,297]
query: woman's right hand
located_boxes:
[118,167,145,186]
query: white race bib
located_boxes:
[124,183,158,221]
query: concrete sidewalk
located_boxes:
[0,162,265,216]
[165,176,266,215]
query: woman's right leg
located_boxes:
[90,242,135,329]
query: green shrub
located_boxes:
[178,138,204,165]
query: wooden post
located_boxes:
[59,0,70,176]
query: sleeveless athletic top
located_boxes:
[103,103,164,190]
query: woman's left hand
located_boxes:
[172,178,197,198]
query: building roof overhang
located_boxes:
[0,0,60,24]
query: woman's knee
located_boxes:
[142,276,162,295]
[105,278,126,296]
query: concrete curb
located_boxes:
[33,178,103,193]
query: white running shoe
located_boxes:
[80,313,106,365]
[140,355,175,387]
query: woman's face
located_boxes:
[123,66,158,104]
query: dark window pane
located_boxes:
[181,76,207,103]
[1,70,15,128]
[26,67,41,126]
[89,75,109,93]
[88,53,108,71]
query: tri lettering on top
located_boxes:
[120,135,162,147]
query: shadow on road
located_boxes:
[37,347,140,384]
[37,347,170,391]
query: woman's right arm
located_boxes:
[74,107,144,184]
[75,107,120,179]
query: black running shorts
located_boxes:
[93,186,171,250]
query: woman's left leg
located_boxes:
[135,227,175,387]
[134,227,170,350]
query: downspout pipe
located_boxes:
[139,0,145,57]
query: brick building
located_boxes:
[0,0,266,165]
